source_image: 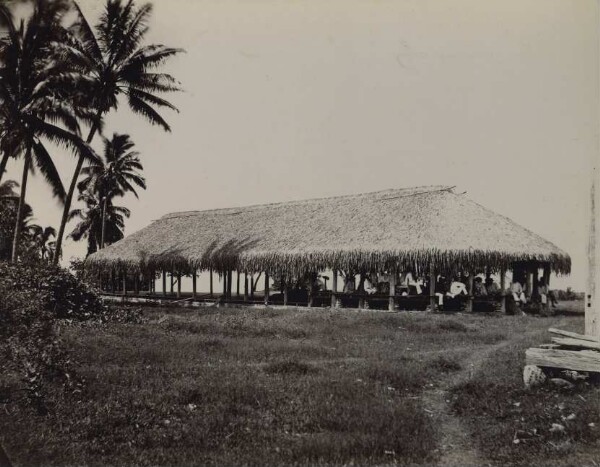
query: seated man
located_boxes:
[473,277,488,297]
[510,279,527,305]
[403,270,423,295]
[435,274,448,309]
[537,278,558,308]
[485,275,501,297]
[364,273,378,295]
[343,274,356,293]
[446,277,468,298]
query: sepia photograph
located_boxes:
[0,0,598,465]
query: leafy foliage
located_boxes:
[0,275,81,413]
[0,261,105,320]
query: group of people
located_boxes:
[338,269,557,311]
[509,276,558,309]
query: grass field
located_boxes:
[1,301,598,466]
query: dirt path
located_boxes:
[421,340,512,467]
[422,317,573,466]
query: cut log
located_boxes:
[551,337,600,351]
[549,328,600,343]
[525,348,600,373]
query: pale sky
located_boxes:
[5,0,598,290]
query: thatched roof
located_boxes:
[85,186,571,276]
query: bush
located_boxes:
[0,261,144,413]
[0,282,81,413]
[0,261,105,320]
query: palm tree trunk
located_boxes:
[0,151,9,185]
[101,196,108,249]
[53,117,101,265]
[11,148,31,263]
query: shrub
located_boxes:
[0,261,105,320]
[0,282,81,413]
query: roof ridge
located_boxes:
[160,185,454,220]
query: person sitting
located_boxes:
[403,270,423,295]
[435,275,448,310]
[510,279,527,305]
[485,275,501,297]
[537,278,558,308]
[343,274,356,293]
[473,277,487,297]
[446,277,468,298]
[364,273,378,295]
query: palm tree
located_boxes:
[52,0,182,264]
[69,190,130,257]
[26,225,57,261]
[0,0,99,262]
[78,133,145,248]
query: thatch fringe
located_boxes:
[85,247,571,278]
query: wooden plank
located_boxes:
[539,343,561,349]
[549,328,600,343]
[525,348,600,373]
[551,337,600,351]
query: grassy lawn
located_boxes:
[1,302,598,466]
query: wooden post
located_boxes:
[500,267,507,313]
[308,273,314,307]
[250,273,255,298]
[162,270,167,297]
[227,270,233,299]
[222,271,227,297]
[122,272,127,297]
[543,264,551,287]
[209,268,213,297]
[192,270,197,299]
[236,271,240,297]
[110,270,115,293]
[331,269,338,308]
[532,265,539,298]
[283,281,289,306]
[176,273,181,298]
[465,272,474,312]
[134,274,139,296]
[264,273,270,306]
[429,267,436,311]
[586,164,599,337]
[170,272,174,294]
[244,272,249,301]
[526,267,533,299]
[389,268,397,311]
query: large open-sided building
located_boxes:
[86,185,570,311]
